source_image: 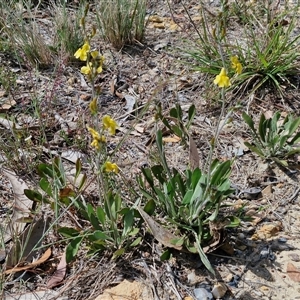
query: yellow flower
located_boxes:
[102,115,118,135]
[91,139,100,150]
[81,62,103,75]
[214,68,231,88]
[89,98,98,115]
[91,50,100,59]
[74,42,90,61]
[230,56,242,74]
[104,161,119,174]
[87,127,106,150]
[96,65,102,74]
[81,62,92,75]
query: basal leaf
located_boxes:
[66,236,83,263]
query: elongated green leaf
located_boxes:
[53,156,65,186]
[244,142,265,158]
[287,117,300,136]
[191,168,201,189]
[187,104,196,129]
[39,178,53,197]
[156,129,163,154]
[24,189,45,202]
[58,227,80,238]
[37,163,54,179]
[242,112,256,133]
[130,237,142,247]
[144,199,156,215]
[271,157,288,167]
[151,165,165,184]
[258,113,267,142]
[182,189,193,205]
[93,230,110,240]
[224,216,241,228]
[171,125,182,138]
[286,147,300,156]
[290,132,300,144]
[123,210,134,236]
[194,234,214,275]
[112,248,125,260]
[279,135,289,149]
[210,160,231,186]
[170,107,178,118]
[78,173,87,191]
[66,236,83,263]
[75,159,82,180]
[96,207,106,225]
[174,171,186,197]
[160,249,171,260]
[141,168,154,188]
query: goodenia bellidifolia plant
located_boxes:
[138,50,241,273]
[243,111,300,166]
[25,5,141,262]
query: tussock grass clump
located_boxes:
[95,0,147,50]
[184,0,300,96]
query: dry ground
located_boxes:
[1,0,300,299]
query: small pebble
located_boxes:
[238,233,245,239]
[194,288,213,300]
[212,283,227,299]
[278,237,287,243]
[225,274,233,282]
[288,253,300,262]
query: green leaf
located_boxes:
[123,210,134,236]
[160,249,171,261]
[170,236,185,247]
[171,125,182,138]
[170,107,178,118]
[258,113,267,142]
[130,237,142,247]
[174,171,186,197]
[141,167,154,188]
[96,207,106,225]
[272,157,288,167]
[194,235,215,275]
[286,147,300,156]
[191,168,202,189]
[151,165,165,184]
[182,189,193,205]
[58,227,80,238]
[156,130,163,154]
[24,189,46,203]
[225,216,241,228]
[39,178,53,197]
[75,159,82,180]
[244,142,265,158]
[53,156,65,186]
[242,112,256,133]
[66,236,83,263]
[78,173,87,191]
[112,248,125,260]
[129,227,139,236]
[37,163,54,179]
[90,212,101,230]
[93,230,110,240]
[185,243,197,253]
[290,131,300,144]
[287,117,300,136]
[187,104,196,129]
[144,199,156,215]
[210,160,231,186]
